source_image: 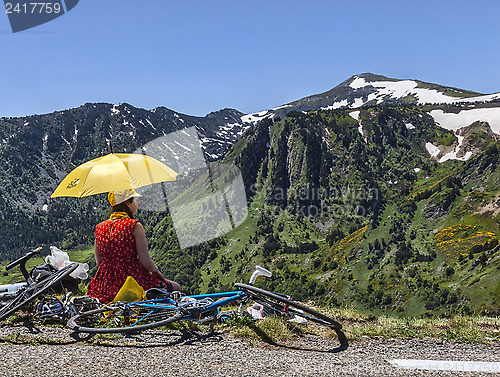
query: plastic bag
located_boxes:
[45,246,89,280]
[71,263,89,280]
[45,246,70,270]
[111,276,146,303]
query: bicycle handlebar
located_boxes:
[5,247,42,281]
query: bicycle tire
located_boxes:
[235,283,342,330]
[67,303,184,334]
[0,263,78,321]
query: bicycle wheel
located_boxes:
[0,263,79,321]
[68,295,221,334]
[67,302,184,334]
[235,283,342,330]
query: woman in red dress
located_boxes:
[87,189,180,303]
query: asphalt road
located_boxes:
[0,324,498,377]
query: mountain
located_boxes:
[242,73,500,123]
[0,102,248,256]
[204,103,500,316]
[242,72,500,166]
[195,74,500,315]
[0,73,499,316]
[0,102,247,206]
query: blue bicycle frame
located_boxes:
[124,290,248,326]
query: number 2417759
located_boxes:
[5,2,62,14]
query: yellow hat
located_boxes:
[108,189,141,206]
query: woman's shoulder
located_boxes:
[96,217,137,229]
[115,217,139,230]
[96,219,112,228]
[121,217,139,225]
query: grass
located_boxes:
[1,303,497,347]
[346,314,500,344]
[225,316,307,344]
[220,305,500,345]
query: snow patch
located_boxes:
[348,76,470,106]
[174,140,192,152]
[349,111,366,142]
[146,119,157,130]
[426,143,440,157]
[321,99,348,110]
[438,134,473,162]
[241,110,270,123]
[350,77,367,89]
[352,97,365,108]
[350,77,417,100]
[349,111,360,121]
[173,113,185,122]
[429,108,500,134]
[426,134,473,163]
[406,123,415,130]
[458,92,500,104]
[412,88,457,104]
[272,104,292,111]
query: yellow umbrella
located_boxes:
[50,153,178,198]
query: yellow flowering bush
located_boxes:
[325,225,368,296]
[435,224,498,263]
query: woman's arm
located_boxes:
[134,222,181,290]
[94,240,101,266]
[134,222,160,273]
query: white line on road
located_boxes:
[391,359,500,373]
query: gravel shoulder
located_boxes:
[0,323,498,377]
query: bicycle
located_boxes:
[0,247,79,321]
[67,266,347,347]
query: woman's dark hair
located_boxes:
[111,197,135,219]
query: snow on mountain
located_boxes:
[349,110,367,142]
[349,110,360,121]
[321,99,348,111]
[429,108,500,135]
[456,92,500,104]
[348,76,457,106]
[424,107,500,163]
[241,110,267,123]
[240,73,500,126]
[438,134,473,163]
[238,73,500,164]
[426,142,441,158]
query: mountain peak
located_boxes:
[345,72,398,84]
[242,73,500,123]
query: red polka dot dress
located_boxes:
[87,217,161,303]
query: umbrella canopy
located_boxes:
[50,153,178,198]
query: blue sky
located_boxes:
[1,0,500,118]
